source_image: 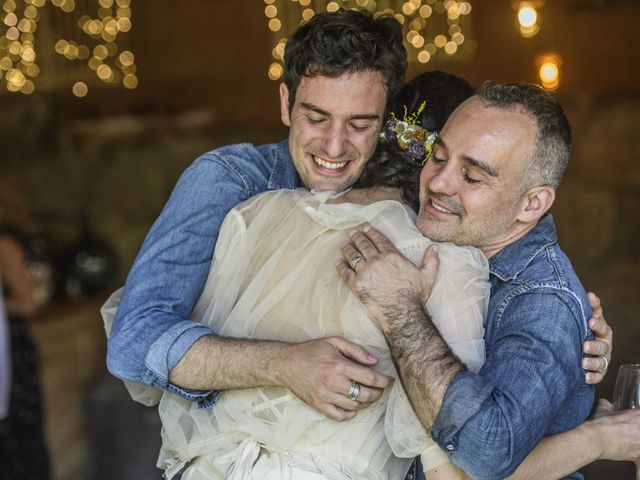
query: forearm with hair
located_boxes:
[169,334,291,391]
[383,293,465,430]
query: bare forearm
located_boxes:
[506,422,600,480]
[169,334,291,390]
[168,333,395,422]
[425,462,468,480]
[508,405,640,479]
[384,296,465,430]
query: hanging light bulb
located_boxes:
[537,54,561,91]
[516,1,541,38]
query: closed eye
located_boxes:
[462,168,481,184]
[307,116,326,125]
[350,123,372,132]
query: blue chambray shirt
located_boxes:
[106,140,299,407]
[423,214,595,480]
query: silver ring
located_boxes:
[347,380,361,401]
[350,256,364,270]
[598,355,609,373]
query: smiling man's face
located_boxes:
[280,71,387,192]
[416,97,538,252]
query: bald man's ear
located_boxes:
[279,83,291,127]
[517,186,556,223]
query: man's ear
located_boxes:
[517,186,556,223]
[279,83,291,127]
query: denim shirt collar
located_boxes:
[489,214,558,282]
[267,139,300,190]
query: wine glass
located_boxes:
[613,364,640,480]
[614,364,640,410]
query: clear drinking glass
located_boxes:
[613,364,640,480]
[614,364,640,410]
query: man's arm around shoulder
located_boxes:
[107,150,262,402]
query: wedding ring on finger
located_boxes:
[598,355,609,373]
[348,380,361,401]
[350,256,364,270]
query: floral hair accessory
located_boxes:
[380,100,438,164]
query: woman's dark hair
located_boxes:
[283,9,407,110]
[354,71,475,211]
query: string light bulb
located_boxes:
[515,0,542,38]
[0,0,137,95]
[263,0,474,80]
[537,54,561,91]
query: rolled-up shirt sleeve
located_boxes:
[431,290,593,480]
[106,153,252,406]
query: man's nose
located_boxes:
[322,123,349,159]
[428,164,457,197]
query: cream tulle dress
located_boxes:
[102,188,489,480]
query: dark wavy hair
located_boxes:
[354,71,475,211]
[283,9,407,110]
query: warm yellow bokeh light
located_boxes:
[3,12,17,26]
[0,57,12,71]
[123,73,138,89]
[268,18,281,31]
[119,50,134,65]
[411,35,425,48]
[97,64,112,80]
[539,61,558,83]
[264,5,277,18]
[537,54,561,91]
[20,79,34,94]
[518,3,538,29]
[402,2,416,15]
[25,63,39,77]
[417,50,431,63]
[268,62,283,81]
[444,41,457,54]
[72,81,88,97]
[419,5,432,18]
[327,2,340,13]
[6,26,19,41]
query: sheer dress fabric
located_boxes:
[103,188,489,479]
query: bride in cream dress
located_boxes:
[105,183,488,479]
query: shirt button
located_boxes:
[446,444,455,451]
[406,474,414,480]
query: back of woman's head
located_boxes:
[355,71,474,211]
[390,70,474,132]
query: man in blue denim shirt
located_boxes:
[107,9,408,421]
[338,82,602,479]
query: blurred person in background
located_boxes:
[0,173,52,480]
